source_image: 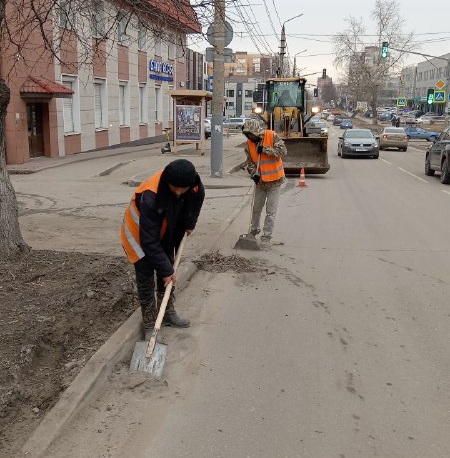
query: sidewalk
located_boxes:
[16,133,255,458]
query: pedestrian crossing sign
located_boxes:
[397,97,406,107]
[434,90,446,103]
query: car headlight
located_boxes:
[344,141,350,146]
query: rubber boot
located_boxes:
[157,292,191,328]
[141,301,158,340]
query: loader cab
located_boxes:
[266,78,306,113]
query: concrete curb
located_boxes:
[20,172,252,458]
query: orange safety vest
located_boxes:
[120,170,168,264]
[248,130,284,182]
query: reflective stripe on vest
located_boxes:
[121,170,167,264]
[248,130,284,182]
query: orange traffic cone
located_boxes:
[297,167,308,188]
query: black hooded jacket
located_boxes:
[135,170,205,277]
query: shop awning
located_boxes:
[20,76,74,99]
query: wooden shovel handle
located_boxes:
[146,233,188,358]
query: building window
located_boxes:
[244,102,253,110]
[59,0,75,29]
[168,34,176,60]
[62,75,80,134]
[155,85,162,121]
[154,36,162,56]
[139,83,148,124]
[91,0,104,37]
[117,11,129,45]
[94,79,107,129]
[226,101,234,109]
[245,90,253,98]
[138,22,147,51]
[168,86,174,121]
[226,89,234,97]
[119,81,130,126]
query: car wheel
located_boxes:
[341,150,347,158]
[428,136,437,142]
[373,153,379,159]
[403,147,407,152]
[440,157,450,184]
[379,146,384,151]
[425,155,435,176]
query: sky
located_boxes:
[188,0,450,83]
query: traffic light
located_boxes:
[427,88,434,105]
[381,41,389,58]
[322,68,326,79]
[313,88,318,97]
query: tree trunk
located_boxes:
[0,78,30,259]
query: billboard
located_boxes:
[176,105,202,141]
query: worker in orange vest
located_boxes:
[242,119,287,246]
[121,159,205,338]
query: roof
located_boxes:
[20,76,74,99]
[150,0,201,34]
[170,90,213,101]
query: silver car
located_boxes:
[305,120,328,136]
[223,117,247,130]
[338,129,379,159]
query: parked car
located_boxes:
[378,112,393,122]
[204,118,211,139]
[338,129,379,159]
[340,119,353,129]
[417,114,447,124]
[404,126,439,142]
[223,117,247,130]
[305,120,328,136]
[425,126,450,184]
[379,127,408,151]
[327,114,335,122]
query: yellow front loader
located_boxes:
[261,77,329,175]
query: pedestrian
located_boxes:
[391,114,397,126]
[395,116,401,127]
[242,119,287,246]
[121,159,205,338]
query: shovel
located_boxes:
[130,234,187,376]
[234,155,261,251]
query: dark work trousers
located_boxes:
[134,256,173,307]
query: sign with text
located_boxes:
[176,106,202,141]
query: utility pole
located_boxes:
[210,0,225,178]
[278,25,286,77]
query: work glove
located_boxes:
[252,174,261,185]
[257,145,264,155]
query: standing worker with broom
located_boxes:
[242,119,287,247]
[121,159,205,339]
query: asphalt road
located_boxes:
[44,126,450,458]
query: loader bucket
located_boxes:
[283,136,330,175]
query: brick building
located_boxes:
[2,0,200,164]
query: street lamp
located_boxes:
[292,49,307,77]
[279,13,304,77]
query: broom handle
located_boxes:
[247,154,261,233]
[146,233,188,358]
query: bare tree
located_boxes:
[0,0,210,259]
[333,0,413,123]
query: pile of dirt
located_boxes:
[194,250,269,273]
[0,250,138,458]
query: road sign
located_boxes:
[206,21,233,47]
[435,79,446,90]
[397,97,406,107]
[434,90,446,103]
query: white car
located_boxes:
[327,114,335,122]
[204,118,211,138]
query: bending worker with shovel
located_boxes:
[242,119,287,246]
[121,159,205,339]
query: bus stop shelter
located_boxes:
[170,90,212,155]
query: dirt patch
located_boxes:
[194,250,270,273]
[0,250,138,458]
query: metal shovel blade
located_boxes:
[234,233,260,251]
[129,341,167,377]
